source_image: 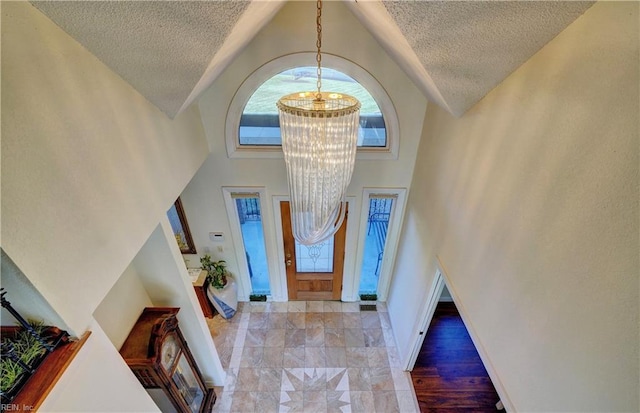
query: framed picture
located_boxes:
[167,197,197,254]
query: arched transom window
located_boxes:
[225,53,399,159]
[240,67,386,148]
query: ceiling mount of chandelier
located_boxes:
[277,0,361,246]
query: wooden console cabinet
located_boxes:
[192,270,216,318]
[120,307,216,413]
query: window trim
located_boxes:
[225,53,400,160]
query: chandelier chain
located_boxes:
[316,0,322,100]
[276,0,360,245]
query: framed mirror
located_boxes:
[167,197,197,254]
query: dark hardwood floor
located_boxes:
[411,302,502,412]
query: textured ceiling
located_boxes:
[30,0,594,118]
[30,0,283,117]
[379,1,594,116]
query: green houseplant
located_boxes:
[200,254,228,289]
[200,254,238,319]
[0,320,47,396]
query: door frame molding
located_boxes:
[352,187,407,301]
[405,257,514,412]
[222,187,284,301]
[272,195,358,301]
[405,266,446,371]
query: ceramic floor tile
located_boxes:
[279,390,304,412]
[236,368,261,391]
[287,301,306,312]
[217,346,233,369]
[347,368,371,391]
[283,347,306,368]
[236,302,248,313]
[263,347,285,367]
[325,347,347,368]
[259,368,283,392]
[344,328,366,347]
[395,390,419,412]
[324,329,346,347]
[360,312,382,329]
[341,302,360,312]
[345,347,369,368]
[224,368,239,392]
[232,326,248,348]
[387,346,402,368]
[281,368,305,391]
[305,327,325,347]
[323,312,344,329]
[212,390,233,413]
[249,302,270,313]
[349,391,375,413]
[245,328,267,347]
[382,327,396,347]
[327,390,351,413]
[236,313,250,329]
[304,390,327,411]
[391,368,413,391]
[306,312,325,328]
[240,347,264,368]
[369,367,395,391]
[265,328,286,347]
[286,313,306,329]
[306,301,324,312]
[229,346,243,369]
[326,368,349,391]
[208,301,419,413]
[324,301,343,312]
[271,302,289,313]
[213,327,237,348]
[249,312,269,328]
[285,329,306,348]
[372,390,400,413]
[379,311,392,329]
[366,347,390,368]
[342,313,362,329]
[305,347,327,367]
[303,368,327,392]
[256,391,281,413]
[267,313,288,329]
[229,390,255,412]
[363,328,385,347]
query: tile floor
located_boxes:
[207,301,420,413]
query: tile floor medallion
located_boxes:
[208,301,420,413]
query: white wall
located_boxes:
[0,249,68,330]
[133,221,225,386]
[184,0,427,300]
[93,264,153,350]
[38,320,160,413]
[2,1,209,332]
[2,2,211,411]
[388,2,639,412]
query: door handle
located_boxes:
[286,260,292,267]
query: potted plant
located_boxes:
[200,254,237,319]
[200,254,228,289]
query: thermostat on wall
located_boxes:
[209,232,224,242]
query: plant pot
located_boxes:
[206,278,238,319]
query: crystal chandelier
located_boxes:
[277,0,361,246]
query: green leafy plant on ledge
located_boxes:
[1,320,47,394]
[200,254,228,289]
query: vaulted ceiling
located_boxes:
[31,0,594,118]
